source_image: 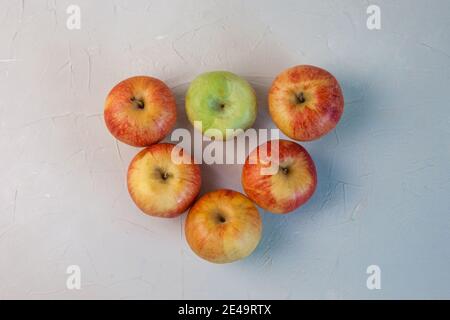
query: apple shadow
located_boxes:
[299,67,377,213]
[165,81,193,144]
[247,78,277,134]
[332,68,377,148]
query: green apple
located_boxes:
[185,71,257,140]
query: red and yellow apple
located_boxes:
[127,143,201,218]
[242,139,317,214]
[185,189,262,263]
[269,65,344,141]
[104,76,177,147]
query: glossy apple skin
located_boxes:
[185,189,262,264]
[104,76,177,147]
[242,139,317,214]
[269,65,344,141]
[185,71,257,140]
[127,143,201,218]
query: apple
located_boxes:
[104,76,177,147]
[269,65,344,141]
[185,71,257,140]
[127,143,201,218]
[242,139,317,214]
[185,189,262,263]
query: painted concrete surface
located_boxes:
[0,0,449,299]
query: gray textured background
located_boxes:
[0,0,449,299]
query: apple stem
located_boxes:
[215,212,226,224]
[296,92,306,104]
[131,97,145,109]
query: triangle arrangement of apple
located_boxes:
[103,65,344,264]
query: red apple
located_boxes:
[269,65,344,141]
[242,139,317,214]
[185,189,262,263]
[104,76,177,147]
[127,143,201,218]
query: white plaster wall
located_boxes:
[0,0,449,299]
